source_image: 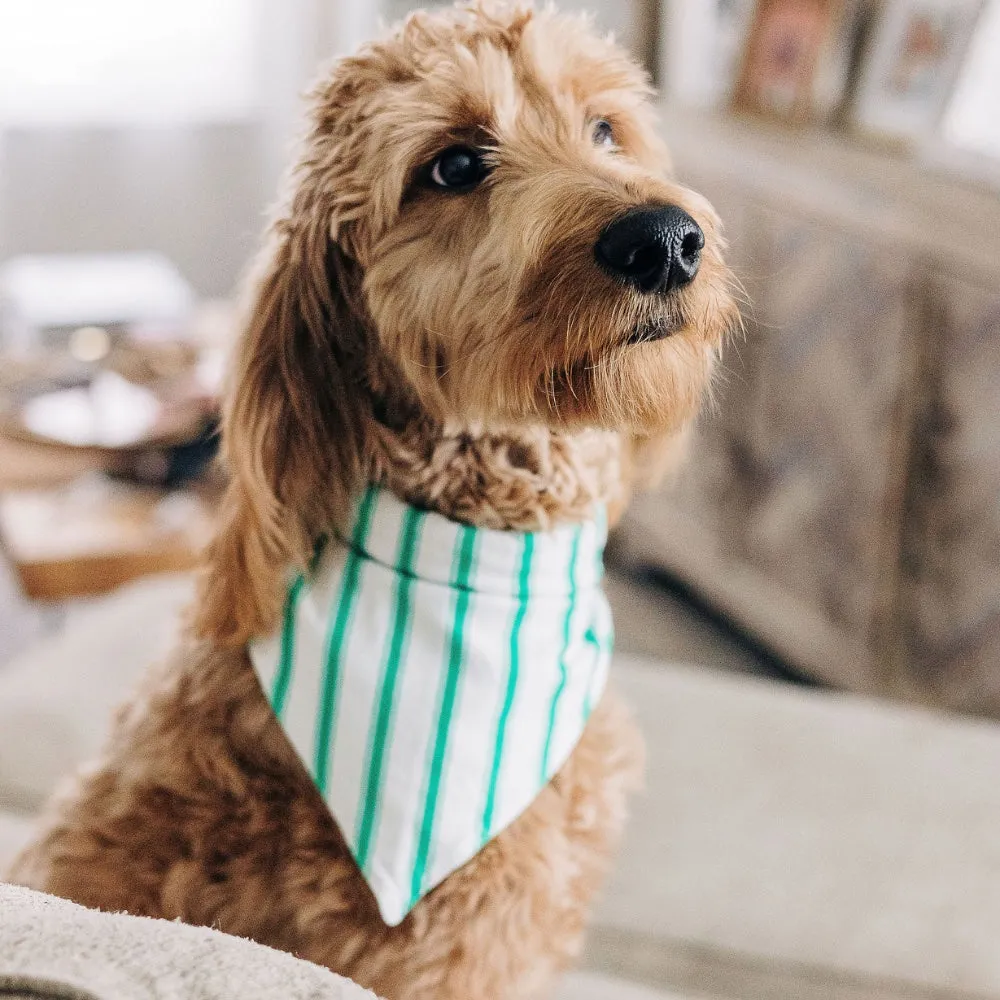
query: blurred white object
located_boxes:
[938,0,1000,164]
[811,1,871,120]
[0,252,194,353]
[20,372,162,448]
[194,348,228,397]
[661,0,756,108]
[0,0,257,126]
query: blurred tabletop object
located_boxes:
[0,300,233,601]
[0,478,214,601]
[0,435,104,491]
[0,253,194,355]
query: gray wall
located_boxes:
[0,126,269,298]
[0,1,347,298]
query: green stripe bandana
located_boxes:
[249,485,613,926]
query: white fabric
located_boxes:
[0,882,378,1000]
[250,486,612,926]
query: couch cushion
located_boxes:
[0,812,34,872]
[600,659,1000,998]
[0,574,192,812]
[6,576,1000,998]
[556,972,687,1000]
[0,882,376,1000]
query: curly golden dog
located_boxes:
[10,3,737,997]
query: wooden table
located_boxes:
[0,434,215,601]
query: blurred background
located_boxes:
[0,2,999,999]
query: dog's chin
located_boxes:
[625,316,680,346]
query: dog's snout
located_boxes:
[595,205,704,294]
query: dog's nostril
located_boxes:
[595,205,704,294]
[630,245,664,281]
[674,226,704,287]
[680,230,703,265]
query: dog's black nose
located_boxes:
[595,205,704,293]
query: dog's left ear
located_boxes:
[193,64,377,647]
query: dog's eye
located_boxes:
[592,119,616,148]
[429,145,487,191]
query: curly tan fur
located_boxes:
[10,4,737,998]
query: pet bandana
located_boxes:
[249,484,613,926]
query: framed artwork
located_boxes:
[812,0,878,121]
[731,0,847,122]
[852,0,985,143]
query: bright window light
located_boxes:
[0,0,258,126]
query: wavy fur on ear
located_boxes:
[193,97,374,647]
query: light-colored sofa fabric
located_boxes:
[0,882,681,1000]
[555,972,684,1000]
[600,663,1000,997]
[0,812,33,873]
[4,573,1000,999]
[0,574,192,813]
[0,882,377,1000]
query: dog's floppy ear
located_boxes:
[193,117,373,646]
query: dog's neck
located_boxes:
[369,414,625,533]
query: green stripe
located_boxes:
[410,525,478,906]
[481,534,534,839]
[270,531,332,719]
[272,573,306,719]
[354,504,425,869]
[313,487,378,793]
[540,527,582,778]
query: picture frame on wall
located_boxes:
[730,0,852,123]
[851,0,985,145]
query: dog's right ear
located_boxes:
[193,149,373,647]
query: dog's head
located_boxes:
[205,1,738,642]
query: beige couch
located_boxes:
[0,881,377,1000]
[3,574,1000,1000]
[0,879,669,1000]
